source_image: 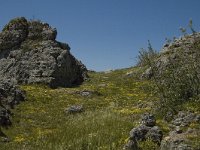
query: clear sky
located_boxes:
[0,0,200,71]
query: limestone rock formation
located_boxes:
[0,17,87,135]
[0,17,87,88]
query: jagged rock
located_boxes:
[130,125,151,141]
[27,20,57,40]
[125,113,163,149]
[65,105,84,114]
[141,113,156,127]
[0,17,87,88]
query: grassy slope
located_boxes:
[0,67,198,149]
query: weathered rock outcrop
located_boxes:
[0,17,87,88]
[0,17,87,138]
[124,113,163,150]
[142,32,200,79]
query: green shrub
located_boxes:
[137,40,159,67]
[139,38,200,115]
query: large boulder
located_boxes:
[0,17,87,88]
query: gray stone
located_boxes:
[66,105,84,114]
[130,125,151,141]
[76,90,101,97]
[141,113,156,127]
[145,126,163,144]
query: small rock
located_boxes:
[130,125,151,141]
[141,113,156,127]
[175,126,183,134]
[126,71,134,77]
[80,91,91,96]
[172,118,183,126]
[141,67,153,79]
[65,105,84,114]
[77,90,101,97]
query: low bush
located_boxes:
[138,35,200,116]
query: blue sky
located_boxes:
[1,0,200,71]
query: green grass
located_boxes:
[0,67,199,149]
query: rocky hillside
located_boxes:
[0,18,199,150]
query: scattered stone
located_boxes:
[65,105,84,114]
